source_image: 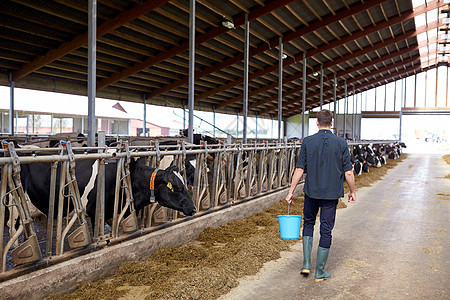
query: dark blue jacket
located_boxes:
[296,129,352,199]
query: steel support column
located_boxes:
[243,14,249,144]
[213,105,216,137]
[333,73,337,135]
[320,64,323,110]
[352,86,355,141]
[87,0,97,147]
[343,80,347,139]
[142,94,147,137]
[399,78,404,141]
[278,36,283,143]
[8,73,14,135]
[384,84,387,111]
[236,110,239,138]
[302,53,306,140]
[187,0,196,144]
[183,101,186,130]
[255,113,258,139]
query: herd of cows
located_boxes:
[351,142,406,175]
[1,135,406,272]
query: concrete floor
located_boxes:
[219,153,450,300]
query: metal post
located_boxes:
[142,94,147,137]
[360,90,363,140]
[356,91,359,140]
[352,86,355,141]
[278,36,283,143]
[213,105,216,137]
[343,80,347,140]
[8,73,14,135]
[188,0,195,144]
[183,101,186,130]
[384,83,387,111]
[243,14,249,144]
[302,53,306,140]
[236,109,239,138]
[320,64,323,110]
[255,112,258,139]
[333,73,337,135]
[87,0,97,146]
[399,78,404,141]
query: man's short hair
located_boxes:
[317,109,333,126]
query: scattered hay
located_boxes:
[436,193,450,200]
[47,154,408,300]
[443,155,450,165]
[345,259,372,267]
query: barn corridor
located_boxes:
[219,154,450,300]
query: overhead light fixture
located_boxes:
[222,20,235,29]
[313,71,319,76]
[282,53,288,59]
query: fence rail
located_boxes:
[0,140,302,276]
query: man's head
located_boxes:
[316,109,333,129]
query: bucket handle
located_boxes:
[287,202,291,216]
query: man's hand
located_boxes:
[348,192,356,203]
[285,192,294,203]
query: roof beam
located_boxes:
[284,63,438,117]
[246,19,440,110]
[97,0,296,90]
[259,47,420,115]
[213,0,443,109]
[282,60,422,116]
[12,0,170,81]
[145,0,390,100]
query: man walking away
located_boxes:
[285,109,356,282]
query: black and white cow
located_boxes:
[372,144,387,165]
[351,153,362,175]
[20,157,196,229]
[353,145,369,173]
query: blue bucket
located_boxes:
[278,215,302,239]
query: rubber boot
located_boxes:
[300,236,313,275]
[314,246,331,282]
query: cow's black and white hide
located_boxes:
[20,158,196,229]
[385,144,399,159]
[372,144,387,165]
[365,153,381,168]
[351,153,362,175]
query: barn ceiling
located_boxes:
[0,0,447,119]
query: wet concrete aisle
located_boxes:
[219,154,450,300]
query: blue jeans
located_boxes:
[302,194,338,248]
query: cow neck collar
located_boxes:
[149,168,160,203]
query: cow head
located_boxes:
[130,160,196,217]
[155,165,196,216]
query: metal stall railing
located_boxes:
[0,140,302,276]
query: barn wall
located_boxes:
[0,184,303,300]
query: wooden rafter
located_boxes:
[12,0,171,80]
